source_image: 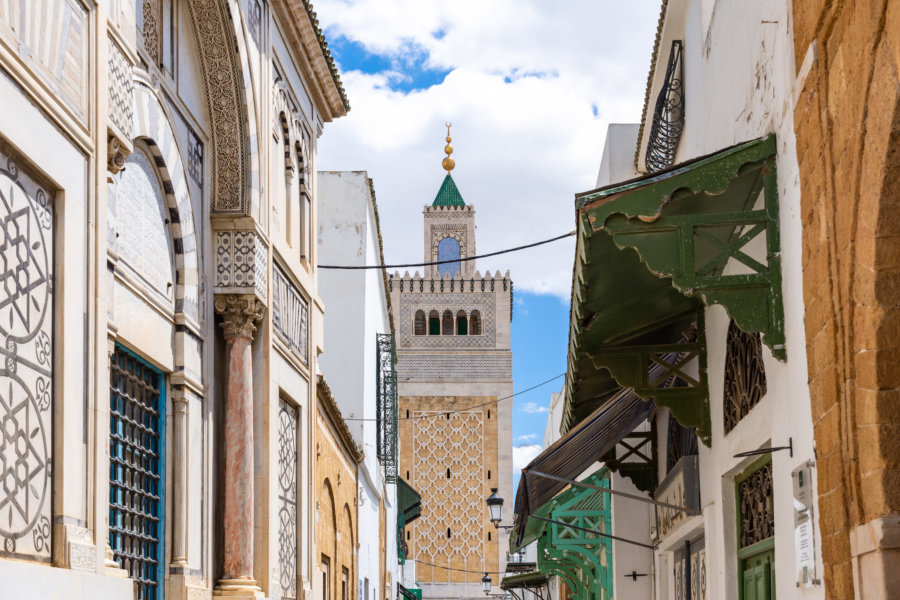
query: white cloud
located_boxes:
[315,0,661,297]
[513,444,543,471]
[515,433,538,443]
[520,401,548,414]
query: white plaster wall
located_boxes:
[610,472,653,600]
[317,170,400,600]
[636,1,824,599]
[594,124,640,189]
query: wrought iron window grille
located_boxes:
[376,333,399,483]
[109,346,165,600]
[723,320,767,433]
[738,461,775,548]
[645,40,685,173]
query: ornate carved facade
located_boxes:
[0,0,348,598]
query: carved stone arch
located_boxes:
[130,81,201,323]
[185,0,252,215]
[431,231,466,258]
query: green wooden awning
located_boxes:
[564,135,784,442]
[398,477,421,524]
[500,571,550,590]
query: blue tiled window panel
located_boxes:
[109,347,165,600]
[437,237,461,277]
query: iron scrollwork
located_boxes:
[738,461,774,548]
[645,40,685,173]
[666,411,698,474]
[376,333,398,483]
[723,320,767,433]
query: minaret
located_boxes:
[393,126,514,600]
[424,124,477,279]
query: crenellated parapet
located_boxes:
[389,269,511,294]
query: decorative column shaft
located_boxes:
[215,295,264,591]
[170,388,188,566]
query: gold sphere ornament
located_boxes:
[442,157,455,172]
[446,136,452,143]
[445,144,453,155]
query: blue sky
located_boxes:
[314,0,660,498]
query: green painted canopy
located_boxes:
[432,174,466,207]
[500,571,550,590]
[398,477,421,524]
[563,135,784,442]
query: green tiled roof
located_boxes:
[432,174,465,207]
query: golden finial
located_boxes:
[442,122,455,173]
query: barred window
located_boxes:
[109,346,165,600]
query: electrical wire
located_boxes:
[342,373,564,421]
[410,557,508,576]
[318,231,576,270]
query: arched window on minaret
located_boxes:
[437,237,461,277]
[441,310,454,335]
[428,310,440,336]
[456,310,468,336]
[414,310,426,335]
[470,310,483,335]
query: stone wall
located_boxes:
[792,2,900,598]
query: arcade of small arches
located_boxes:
[414,309,483,336]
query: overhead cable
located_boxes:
[318,231,576,270]
[343,373,564,421]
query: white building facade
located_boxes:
[317,171,403,600]
[0,1,349,599]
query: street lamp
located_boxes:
[486,489,503,526]
[485,489,514,533]
[482,573,492,595]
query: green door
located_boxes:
[741,550,774,600]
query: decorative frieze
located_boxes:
[396,353,511,380]
[0,152,53,562]
[654,456,699,542]
[214,230,268,301]
[397,293,496,348]
[272,265,309,364]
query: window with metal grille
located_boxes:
[376,334,398,482]
[109,346,165,600]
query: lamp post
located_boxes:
[485,488,514,533]
[482,573,492,595]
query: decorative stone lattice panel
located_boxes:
[396,353,511,380]
[0,152,53,561]
[272,265,309,364]
[278,399,298,600]
[107,36,133,140]
[398,293,495,348]
[413,411,484,562]
[214,231,267,300]
[187,128,203,187]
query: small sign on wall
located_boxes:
[792,461,820,587]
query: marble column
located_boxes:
[214,295,264,595]
[170,387,188,567]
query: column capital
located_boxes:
[215,294,264,340]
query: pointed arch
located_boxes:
[414,310,426,336]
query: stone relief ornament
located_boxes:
[277,399,299,600]
[186,0,247,214]
[0,152,54,561]
[215,295,264,339]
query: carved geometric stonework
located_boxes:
[214,230,267,302]
[58,523,97,572]
[186,0,247,215]
[106,35,133,177]
[0,151,53,562]
[272,265,309,365]
[277,399,298,600]
[107,36,134,141]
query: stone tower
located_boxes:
[393,128,513,600]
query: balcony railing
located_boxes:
[645,40,685,173]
